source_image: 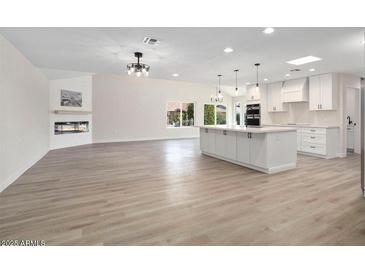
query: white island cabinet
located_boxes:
[198,126,297,174]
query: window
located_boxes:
[235,102,241,125]
[167,102,194,128]
[216,104,227,125]
[182,103,195,126]
[204,104,227,125]
[204,104,215,125]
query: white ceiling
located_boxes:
[0,27,364,96]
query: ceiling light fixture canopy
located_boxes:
[211,74,224,103]
[127,52,150,77]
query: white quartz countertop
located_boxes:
[264,124,340,129]
[197,125,296,133]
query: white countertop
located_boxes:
[197,125,296,133]
[264,124,340,129]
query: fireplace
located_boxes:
[54,121,89,135]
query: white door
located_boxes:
[250,133,267,168]
[346,87,361,154]
[320,73,333,110]
[236,132,250,164]
[309,75,321,110]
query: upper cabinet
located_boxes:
[309,73,338,111]
[246,84,261,101]
[267,82,288,112]
[281,78,309,103]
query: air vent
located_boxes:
[143,37,160,45]
[290,68,301,72]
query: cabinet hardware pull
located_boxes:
[310,129,315,132]
[310,136,315,139]
[310,146,315,148]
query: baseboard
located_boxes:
[0,149,49,193]
[93,135,199,144]
[337,152,347,158]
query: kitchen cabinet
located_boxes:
[309,73,337,110]
[200,128,215,154]
[237,132,266,168]
[236,132,250,164]
[215,129,237,160]
[199,127,297,173]
[246,84,261,101]
[249,133,266,168]
[267,82,288,112]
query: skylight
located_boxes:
[286,55,322,66]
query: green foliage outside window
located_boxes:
[204,104,215,125]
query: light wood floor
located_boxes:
[0,138,364,245]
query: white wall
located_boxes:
[49,76,93,149]
[92,74,232,143]
[0,34,49,192]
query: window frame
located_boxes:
[215,104,227,125]
[203,103,228,126]
[166,101,195,128]
[234,102,241,126]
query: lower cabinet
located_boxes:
[215,129,237,160]
[200,128,215,154]
[249,133,267,168]
[297,127,339,158]
[200,128,297,173]
[231,132,267,168]
[236,132,250,164]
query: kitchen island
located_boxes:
[198,125,297,174]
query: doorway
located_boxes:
[345,87,361,154]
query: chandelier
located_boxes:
[211,74,224,103]
[127,52,150,77]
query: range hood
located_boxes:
[282,77,309,103]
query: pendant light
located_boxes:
[211,74,224,103]
[255,63,260,93]
[234,69,239,95]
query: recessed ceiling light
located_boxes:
[223,47,234,53]
[362,40,365,44]
[285,73,291,77]
[264,78,268,81]
[245,82,251,85]
[172,73,179,77]
[309,68,316,72]
[286,56,322,66]
[263,27,275,34]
